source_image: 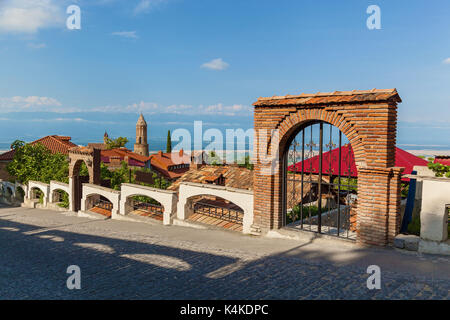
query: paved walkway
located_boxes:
[0,204,448,299]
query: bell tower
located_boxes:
[134,113,149,156]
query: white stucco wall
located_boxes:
[1,181,16,198]
[120,183,178,225]
[176,182,254,234]
[49,181,70,203]
[81,183,120,218]
[420,177,450,242]
[15,182,27,199]
[27,181,50,206]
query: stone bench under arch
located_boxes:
[49,181,70,203]
[80,184,120,218]
[27,181,50,206]
[176,182,254,234]
[119,183,178,225]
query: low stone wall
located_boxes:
[400,173,450,255]
[27,181,50,207]
[81,183,120,218]
[119,183,177,225]
[176,182,254,234]
[49,181,70,204]
[420,177,449,242]
[299,205,351,229]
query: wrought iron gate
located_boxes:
[284,121,357,240]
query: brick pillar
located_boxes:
[357,167,403,246]
[253,161,284,232]
[388,167,404,244]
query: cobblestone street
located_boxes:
[0,204,449,300]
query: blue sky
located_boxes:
[1,0,450,150]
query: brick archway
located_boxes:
[68,147,101,212]
[252,89,404,246]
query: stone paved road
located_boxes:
[0,204,449,300]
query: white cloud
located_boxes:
[443,58,450,64]
[133,0,166,15]
[201,58,229,71]
[74,101,251,116]
[28,42,46,49]
[0,96,62,112]
[0,96,252,116]
[111,31,138,39]
[0,0,64,34]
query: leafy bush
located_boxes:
[132,195,161,206]
[6,142,68,184]
[287,204,319,224]
[105,136,128,149]
[57,191,69,208]
[407,215,420,236]
[427,161,450,178]
[332,177,357,192]
[401,182,409,198]
[238,155,254,170]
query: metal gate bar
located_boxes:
[285,122,357,240]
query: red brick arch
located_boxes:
[252,89,404,246]
[277,109,366,169]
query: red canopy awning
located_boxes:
[287,145,427,181]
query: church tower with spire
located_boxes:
[134,113,149,156]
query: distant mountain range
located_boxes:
[1,111,450,153]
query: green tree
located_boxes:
[6,143,68,184]
[166,130,172,153]
[10,140,25,150]
[105,136,129,149]
[427,161,450,178]
[238,155,254,170]
[208,150,222,166]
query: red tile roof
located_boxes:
[287,145,427,181]
[100,148,150,167]
[149,150,191,180]
[32,135,77,154]
[0,135,77,161]
[0,150,16,161]
[168,165,253,191]
[253,88,401,107]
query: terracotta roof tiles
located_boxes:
[0,135,77,161]
[253,88,401,107]
[168,165,253,191]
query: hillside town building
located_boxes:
[134,113,149,157]
[149,149,191,181]
[101,147,151,169]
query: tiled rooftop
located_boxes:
[168,165,253,191]
[101,148,150,164]
[0,135,77,161]
[253,88,401,107]
[149,150,191,180]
